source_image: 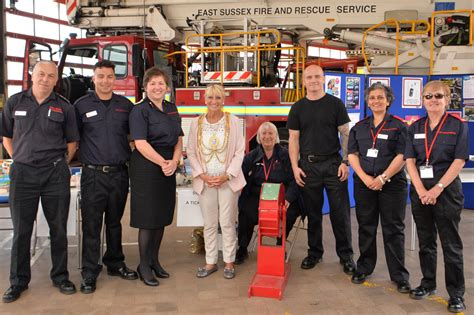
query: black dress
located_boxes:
[129,98,183,229]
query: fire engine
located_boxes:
[22,0,473,149]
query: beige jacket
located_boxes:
[187,113,246,195]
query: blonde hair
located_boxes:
[256,122,280,144]
[423,80,451,103]
[204,84,225,101]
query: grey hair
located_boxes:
[365,82,395,108]
[256,122,280,144]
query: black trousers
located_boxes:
[9,160,71,286]
[238,192,301,248]
[80,167,129,278]
[300,156,353,259]
[353,173,409,282]
[410,177,465,298]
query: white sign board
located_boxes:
[177,188,204,227]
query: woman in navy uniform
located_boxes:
[235,122,303,264]
[405,80,468,313]
[348,83,410,293]
[129,67,183,286]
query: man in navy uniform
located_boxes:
[74,60,137,294]
[287,65,355,274]
[2,60,79,303]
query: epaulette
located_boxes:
[73,93,91,104]
[448,113,466,122]
[354,116,370,126]
[392,115,404,122]
[57,93,72,104]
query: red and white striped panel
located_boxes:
[66,0,79,23]
[202,71,253,84]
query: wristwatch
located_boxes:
[341,160,349,166]
[437,182,445,190]
[227,173,233,181]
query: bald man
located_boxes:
[2,61,79,303]
[287,65,355,274]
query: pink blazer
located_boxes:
[187,113,246,195]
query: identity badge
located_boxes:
[86,110,98,118]
[367,148,379,158]
[420,165,434,179]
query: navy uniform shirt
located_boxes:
[349,114,407,176]
[74,92,134,165]
[2,89,79,166]
[129,98,184,154]
[405,113,469,180]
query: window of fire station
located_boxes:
[103,45,127,78]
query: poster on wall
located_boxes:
[402,77,423,108]
[464,106,474,121]
[325,75,341,98]
[440,77,462,110]
[463,75,474,99]
[368,77,390,87]
[345,77,360,109]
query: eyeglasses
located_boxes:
[423,93,445,100]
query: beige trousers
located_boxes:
[199,183,238,264]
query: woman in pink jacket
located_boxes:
[187,84,246,279]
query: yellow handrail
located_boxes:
[362,18,401,74]
[185,29,282,51]
[385,19,430,35]
[429,9,474,75]
[165,30,306,97]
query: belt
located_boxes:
[85,164,127,173]
[302,153,339,163]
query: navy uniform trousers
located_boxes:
[80,166,129,278]
[9,160,71,286]
[410,177,465,298]
[353,173,409,282]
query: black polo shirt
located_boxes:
[129,98,184,149]
[405,113,469,180]
[287,94,350,156]
[2,89,79,166]
[349,114,407,176]
[74,92,134,165]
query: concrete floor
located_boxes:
[0,200,473,315]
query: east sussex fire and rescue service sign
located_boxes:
[194,5,377,17]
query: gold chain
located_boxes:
[197,112,230,164]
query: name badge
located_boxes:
[377,134,388,140]
[86,110,98,118]
[14,110,27,116]
[414,133,426,139]
[367,148,379,158]
[420,165,434,179]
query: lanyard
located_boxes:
[424,113,448,166]
[370,120,387,148]
[262,158,274,182]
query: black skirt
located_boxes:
[129,149,176,229]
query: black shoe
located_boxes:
[107,266,138,280]
[300,255,321,269]
[137,265,159,287]
[150,264,170,279]
[53,280,76,295]
[80,278,96,294]
[234,248,249,265]
[340,257,356,275]
[2,285,28,303]
[448,297,466,313]
[396,280,411,294]
[351,272,370,284]
[409,285,436,300]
